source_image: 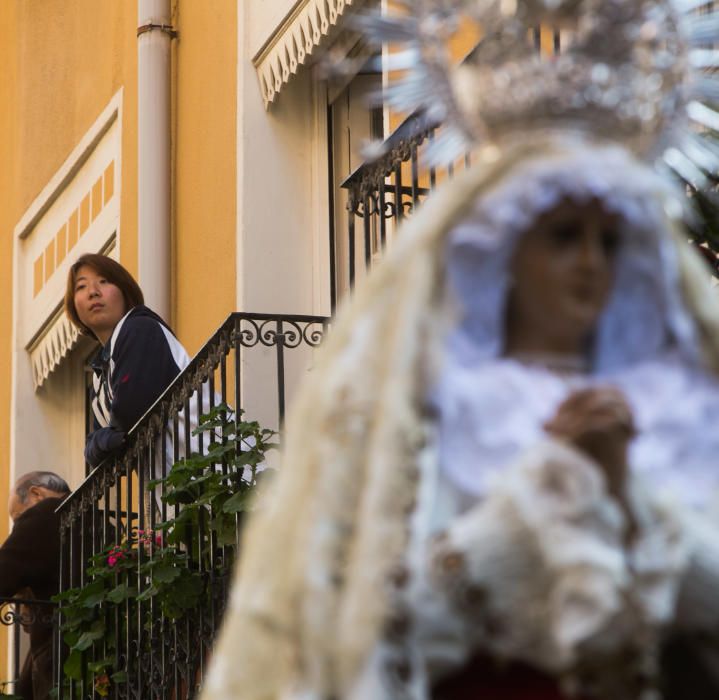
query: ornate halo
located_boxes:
[357,0,719,189]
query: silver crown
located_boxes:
[358,0,719,187]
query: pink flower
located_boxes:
[107,555,118,567]
[95,673,111,697]
[136,528,162,548]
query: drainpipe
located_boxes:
[137,0,175,323]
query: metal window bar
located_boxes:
[55,312,329,699]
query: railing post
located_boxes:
[276,319,286,427]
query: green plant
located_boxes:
[53,404,277,696]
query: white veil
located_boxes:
[434,144,719,507]
[444,145,702,371]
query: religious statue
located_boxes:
[202,1,719,698]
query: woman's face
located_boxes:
[73,265,127,344]
[506,198,621,354]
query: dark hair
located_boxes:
[15,471,71,502]
[65,254,144,336]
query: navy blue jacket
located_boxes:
[85,306,190,467]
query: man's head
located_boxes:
[8,472,70,522]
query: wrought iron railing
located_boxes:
[334,28,566,307]
[337,111,440,302]
[55,312,329,699]
[0,596,56,698]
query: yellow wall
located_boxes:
[0,0,18,671]
[11,0,138,275]
[0,0,138,674]
[174,0,237,354]
[0,0,238,681]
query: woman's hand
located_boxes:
[544,387,636,501]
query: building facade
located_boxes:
[0,0,491,687]
[0,0,377,681]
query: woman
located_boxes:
[200,142,719,700]
[65,254,191,467]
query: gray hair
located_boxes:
[15,471,70,502]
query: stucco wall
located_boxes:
[174,0,237,354]
[239,1,331,318]
[247,0,298,57]
[0,0,18,672]
[12,0,139,274]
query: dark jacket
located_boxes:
[0,497,64,649]
[85,305,190,467]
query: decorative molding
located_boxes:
[253,0,366,108]
[26,237,117,390]
[27,307,81,390]
[15,90,122,241]
[13,90,122,390]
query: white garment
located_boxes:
[434,355,719,511]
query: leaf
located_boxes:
[136,585,159,602]
[64,650,83,680]
[152,564,181,584]
[107,583,134,604]
[80,580,107,608]
[234,451,261,468]
[173,572,204,606]
[74,624,104,651]
[52,587,81,602]
[111,670,128,683]
[222,489,252,513]
[87,657,113,673]
[211,514,239,547]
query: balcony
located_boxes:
[53,313,329,699]
[35,100,444,700]
[336,109,470,305]
[47,101,445,700]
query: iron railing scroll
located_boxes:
[55,312,329,700]
[334,27,565,308]
[338,111,438,304]
[337,109,476,308]
[0,596,57,698]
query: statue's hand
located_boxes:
[544,387,636,500]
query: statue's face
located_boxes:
[507,198,620,352]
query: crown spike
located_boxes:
[685,14,719,45]
[664,147,710,188]
[688,101,719,131]
[689,49,719,69]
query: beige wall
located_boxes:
[235,2,332,435]
[247,0,298,57]
[239,2,331,318]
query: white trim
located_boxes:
[137,0,172,322]
[27,309,81,390]
[253,0,366,108]
[26,237,118,389]
[12,90,122,395]
[312,77,332,316]
[14,90,123,241]
[237,0,247,313]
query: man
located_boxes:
[1,471,70,700]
